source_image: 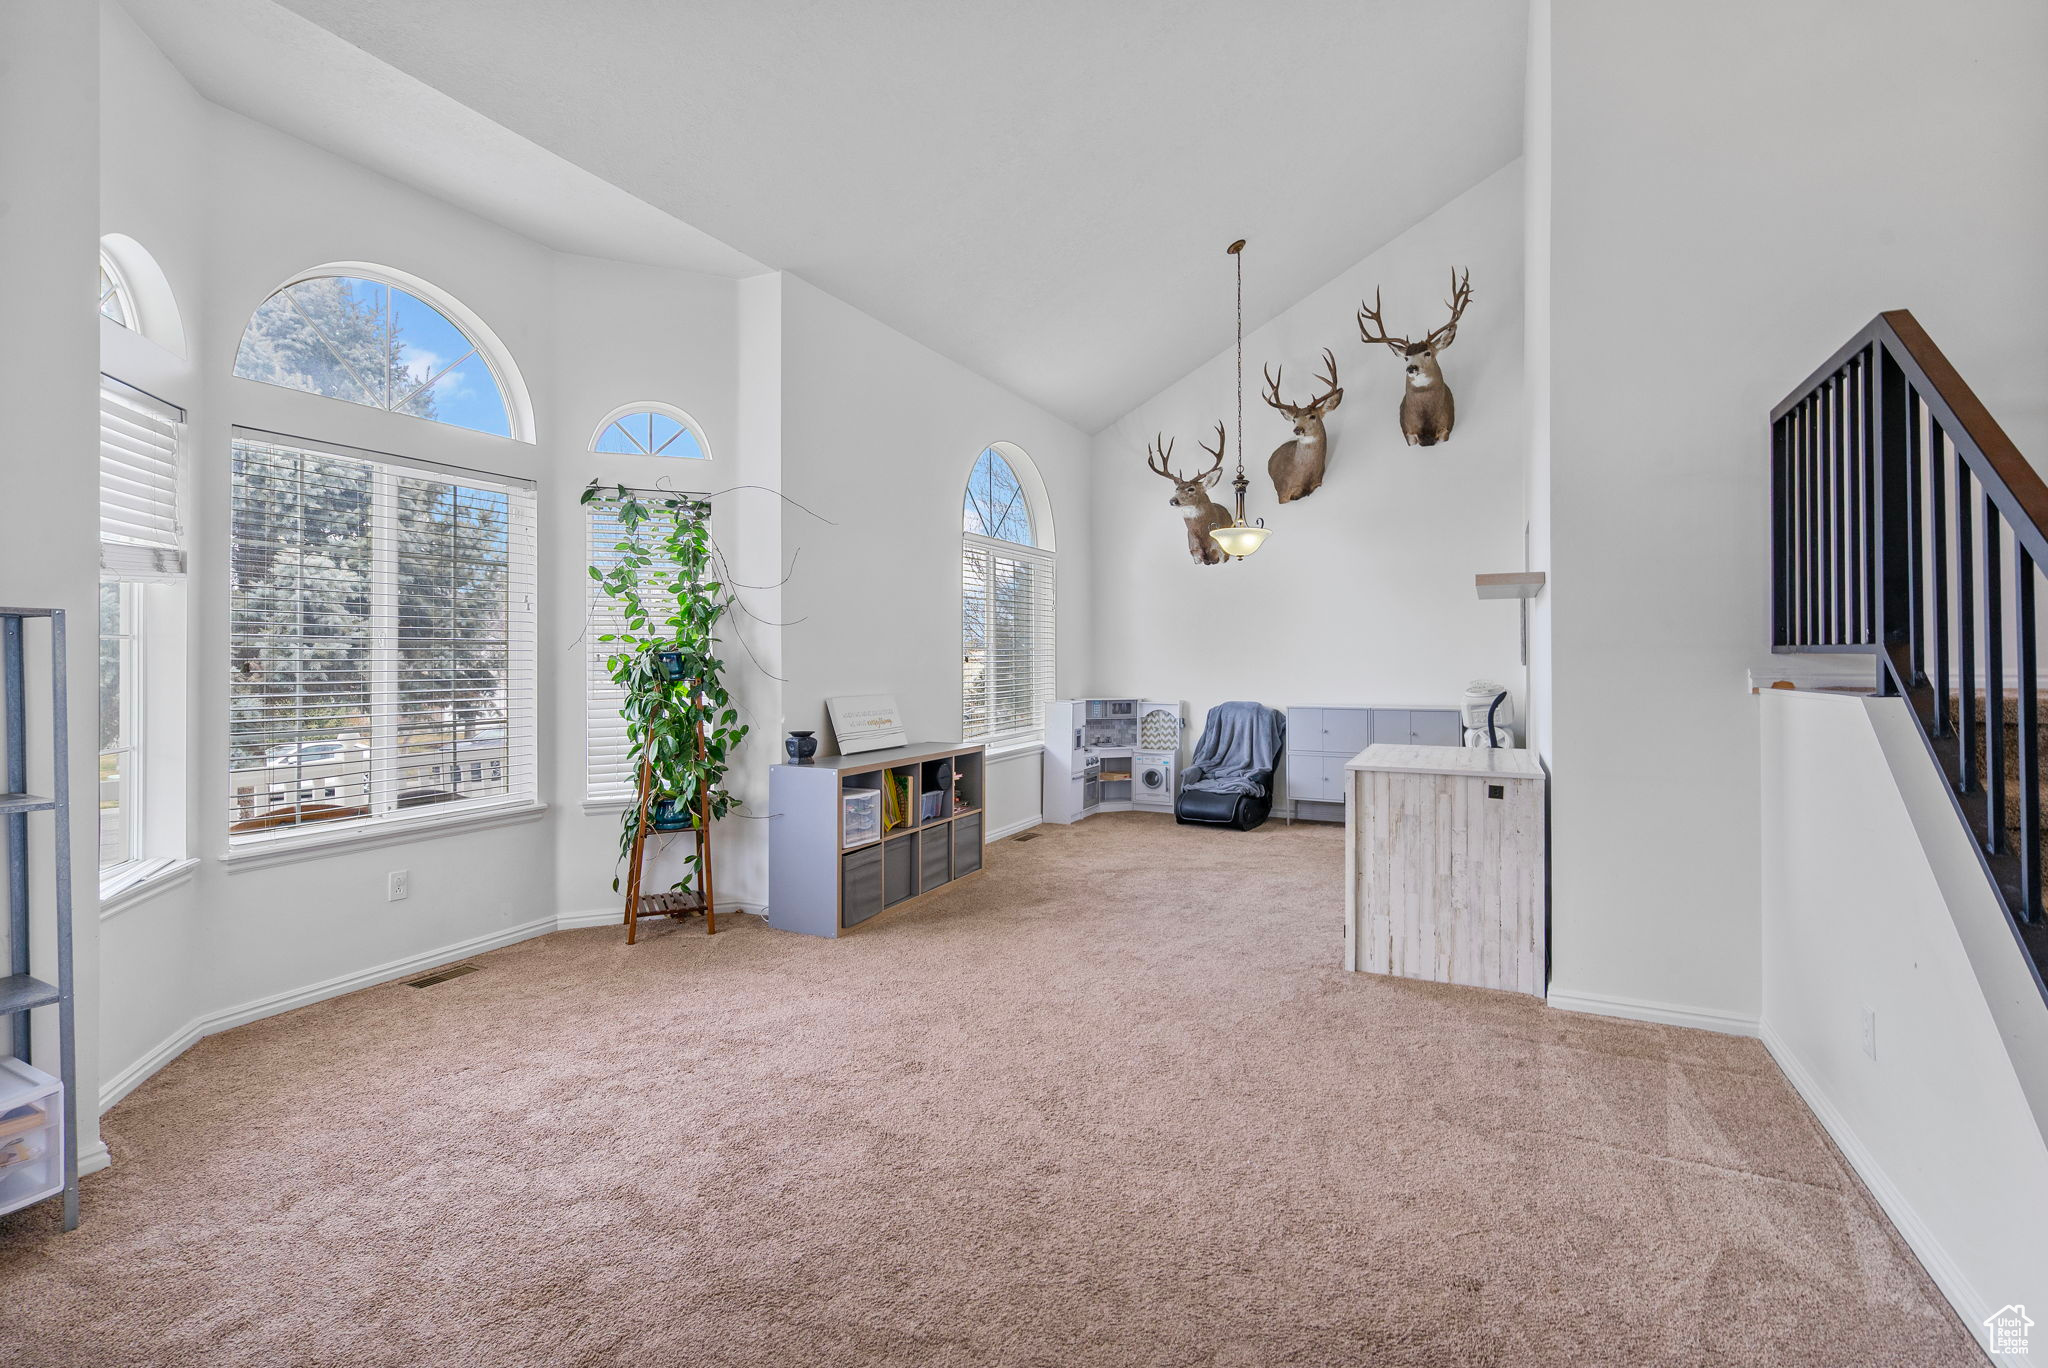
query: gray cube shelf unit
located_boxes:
[1,607,79,1231]
[768,742,986,937]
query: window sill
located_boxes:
[99,856,200,920]
[220,798,548,873]
[984,738,1045,762]
[581,796,633,815]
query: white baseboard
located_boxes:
[1760,1021,1988,1334]
[78,1139,110,1178]
[103,911,561,1112]
[1546,987,1761,1038]
[989,813,1043,842]
[100,901,775,1113]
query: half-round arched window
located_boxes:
[590,403,710,461]
[232,269,521,439]
[99,253,136,329]
[961,444,1055,744]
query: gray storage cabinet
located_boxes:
[1285,706,1462,823]
[768,741,986,937]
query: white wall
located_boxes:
[1091,163,1527,782]
[1760,690,2048,1328]
[1543,0,2048,1025]
[1521,0,1551,768]
[776,273,1095,835]
[2,0,106,1170]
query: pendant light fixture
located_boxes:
[1209,238,1271,561]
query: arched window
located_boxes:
[224,266,537,851]
[590,403,710,461]
[961,444,1055,745]
[99,252,135,329]
[232,271,516,438]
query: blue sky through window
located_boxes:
[592,409,707,459]
[963,447,1033,545]
[232,274,512,438]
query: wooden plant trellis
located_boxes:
[621,683,716,943]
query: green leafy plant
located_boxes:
[581,481,748,891]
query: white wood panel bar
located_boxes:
[1345,744,1546,997]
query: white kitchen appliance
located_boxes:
[1045,699,1184,823]
[1135,752,1177,809]
[1461,681,1515,748]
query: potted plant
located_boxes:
[582,481,749,893]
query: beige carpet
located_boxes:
[0,814,1983,1367]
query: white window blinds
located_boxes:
[100,378,185,580]
[585,503,653,800]
[962,535,1055,745]
[228,433,537,841]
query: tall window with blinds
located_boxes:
[584,502,671,800]
[100,379,185,579]
[961,447,1054,745]
[98,377,184,878]
[228,434,537,839]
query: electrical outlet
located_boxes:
[387,869,410,902]
[1861,1005,1877,1061]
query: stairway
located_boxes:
[1951,691,2048,840]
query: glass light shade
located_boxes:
[1210,522,1270,559]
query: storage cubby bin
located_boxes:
[883,834,915,907]
[919,827,953,891]
[954,812,983,875]
[841,843,884,927]
[0,1060,63,1219]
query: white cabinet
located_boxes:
[1344,745,1546,997]
[1285,705,1462,822]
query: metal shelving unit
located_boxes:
[2,607,79,1230]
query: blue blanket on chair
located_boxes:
[1182,701,1285,797]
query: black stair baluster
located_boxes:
[1906,382,1925,684]
[1843,374,1859,643]
[1986,506,2005,853]
[2020,549,2041,923]
[1957,458,1975,792]
[1863,347,1879,643]
[1930,409,1950,739]
[1799,399,1814,643]
[1848,361,1863,641]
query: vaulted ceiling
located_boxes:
[124,0,1526,432]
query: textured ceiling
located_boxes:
[128,0,1526,431]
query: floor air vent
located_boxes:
[407,963,480,988]
[1011,832,1040,843]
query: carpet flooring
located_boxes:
[0,814,1984,1366]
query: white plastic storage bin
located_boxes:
[840,788,882,849]
[0,1058,64,1217]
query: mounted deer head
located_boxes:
[1146,425,1231,566]
[1357,268,1474,447]
[1262,348,1343,503]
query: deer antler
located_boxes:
[1422,268,1473,352]
[1196,422,1227,478]
[1261,363,1290,413]
[1312,347,1340,402]
[1146,433,1181,481]
[1263,350,1342,414]
[1356,287,1410,353]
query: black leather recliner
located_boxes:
[1174,784,1272,832]
[1174,701,1284,832]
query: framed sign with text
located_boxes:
[827,694,908,755]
